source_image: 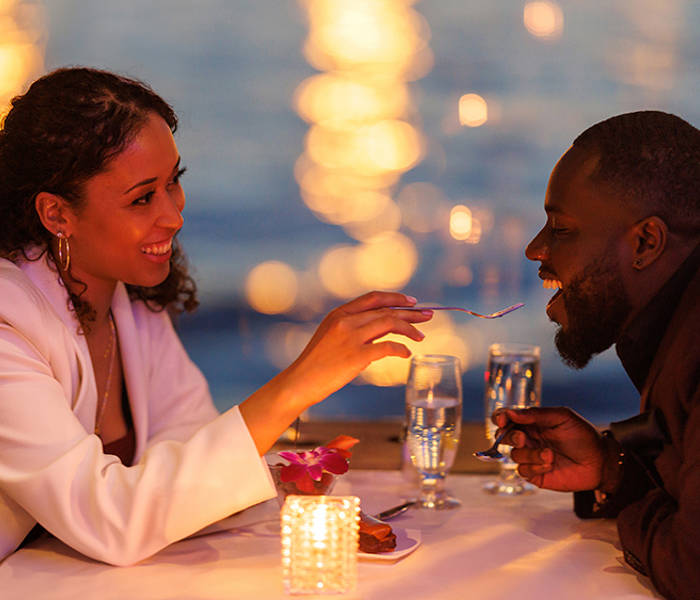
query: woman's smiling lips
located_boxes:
[140,239,172,263]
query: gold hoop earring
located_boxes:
[56,232,71,272]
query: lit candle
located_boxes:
[281,495,360,595]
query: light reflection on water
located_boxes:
[17,1,699,421]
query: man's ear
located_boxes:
[630,216,668,270]
[35,192,74,237]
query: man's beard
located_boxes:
[553,256,632,369]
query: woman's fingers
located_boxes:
[358,314,427,344]
[344,306,433,330]
[338,291,418,314]
[368,339,411,360]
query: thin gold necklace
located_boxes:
[94,312,117,436]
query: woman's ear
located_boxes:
[630,216,668,270]
[35,192,74,236]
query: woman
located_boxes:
[0,67,431,565]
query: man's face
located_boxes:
[526,146,635,368]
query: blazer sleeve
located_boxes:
[615,389,700,600]
[0,309,275,566]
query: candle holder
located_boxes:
[281,495,360,595]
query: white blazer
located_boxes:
[0,254,275,565]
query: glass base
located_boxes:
[482,479,537,496]
[414,495,461,510]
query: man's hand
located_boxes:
[494,407,608,492]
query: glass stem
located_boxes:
[419,474,445,504]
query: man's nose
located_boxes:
[525,229,547,261]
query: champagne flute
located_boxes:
[483,343,541,495]
[405,354,462,509]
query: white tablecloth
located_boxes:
[0,471,661,599]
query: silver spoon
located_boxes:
[473,424,518,461]
[388,302,524,319]
[374,500,416,521]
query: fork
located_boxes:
[473,423,518,461]
[389,302,524,319]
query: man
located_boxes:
[497,111,699,600]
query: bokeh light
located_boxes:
[458,93,488,127]
[0,1,45,116]
[355,232,418,291]
[523,1,564,40]
[245,261,299,314]
[449,204,472,241]
[359,310,470,386]
[318,245,364,299]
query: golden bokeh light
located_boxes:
[292,0,432,333]
[449,204,472,240]
[342,197,402,241]
[294,73,409,126]
[245,261,299,314]
[0,3,45,116]
[305,119,423,176]
[355,231,418,290]
[361,119,423,173]
[318,245,365,299]
[301,0,430,77]
[523,1,564,40]
[458,93,488,127]
[359,310,470,386]
[295,154,401,195]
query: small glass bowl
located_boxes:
[268,464,339,508]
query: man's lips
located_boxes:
[539,270,564,321]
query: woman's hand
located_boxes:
[284,291,431,406]
[240,291,432,454]
[494,407,608,492]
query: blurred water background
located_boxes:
[3,1,699,424]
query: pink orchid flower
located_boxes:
[277,436,360,493]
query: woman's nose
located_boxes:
[158,192,184,230]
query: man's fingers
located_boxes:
[492,406,577,429]
[511,447,554,466]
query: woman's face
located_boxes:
[65,113,185,295]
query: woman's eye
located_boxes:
[170,166,187,185]
[132,191,155,206]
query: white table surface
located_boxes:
[0,470,661,599]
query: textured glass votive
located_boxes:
[281,495,360,595]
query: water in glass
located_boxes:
[405,355,462,509]
[483,343,541,495]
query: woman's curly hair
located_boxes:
[0,66,198,325]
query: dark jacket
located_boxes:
[576,247,700,600]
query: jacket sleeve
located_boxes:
[616,389,700,600]
[0,310,275,566]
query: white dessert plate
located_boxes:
[358,528,421,562]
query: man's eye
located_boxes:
[551,228,570,236]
